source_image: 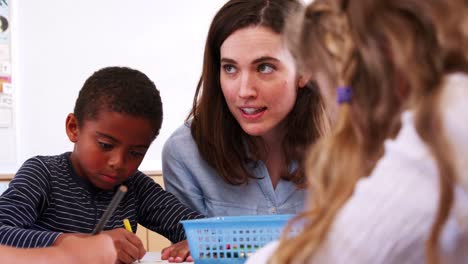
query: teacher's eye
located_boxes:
[222,64,237,74]
[258,63,275,74]
[98,142,113,151]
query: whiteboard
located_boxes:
[0,0,227,173]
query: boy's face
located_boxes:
[65,111,155,190]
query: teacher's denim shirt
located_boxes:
[162,123,306,217]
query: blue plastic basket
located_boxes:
[182,214,296,264]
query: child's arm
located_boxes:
[133,172,204,243]
[54,228,145,264]
[0,234,116,264]
[0,157,61,248]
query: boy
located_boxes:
[0,67,203,263]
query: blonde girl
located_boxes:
[247,0,468,263]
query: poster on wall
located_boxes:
[0,0,12,128]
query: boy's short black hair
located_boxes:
[73,66,163,139]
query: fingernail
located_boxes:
[176,257,183,262]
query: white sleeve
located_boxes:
[246,241,280,264]
[312,156,438,264]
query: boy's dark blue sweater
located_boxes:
[0,152,203,248]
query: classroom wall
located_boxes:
[0,0,226,173]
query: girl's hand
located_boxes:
[62,234,117,264]
[53,234,117,264]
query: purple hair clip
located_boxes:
[337,86,353,104]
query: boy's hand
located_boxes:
[103,228,146,264]
[161,240,193,263]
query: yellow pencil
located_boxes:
[123,218,140,263]
[123,218,133,233]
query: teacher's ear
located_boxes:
[298,74,312,89]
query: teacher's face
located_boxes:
[220,26,301,141]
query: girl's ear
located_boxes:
[65,113,79,143]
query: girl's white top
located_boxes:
[246,73,468,264]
